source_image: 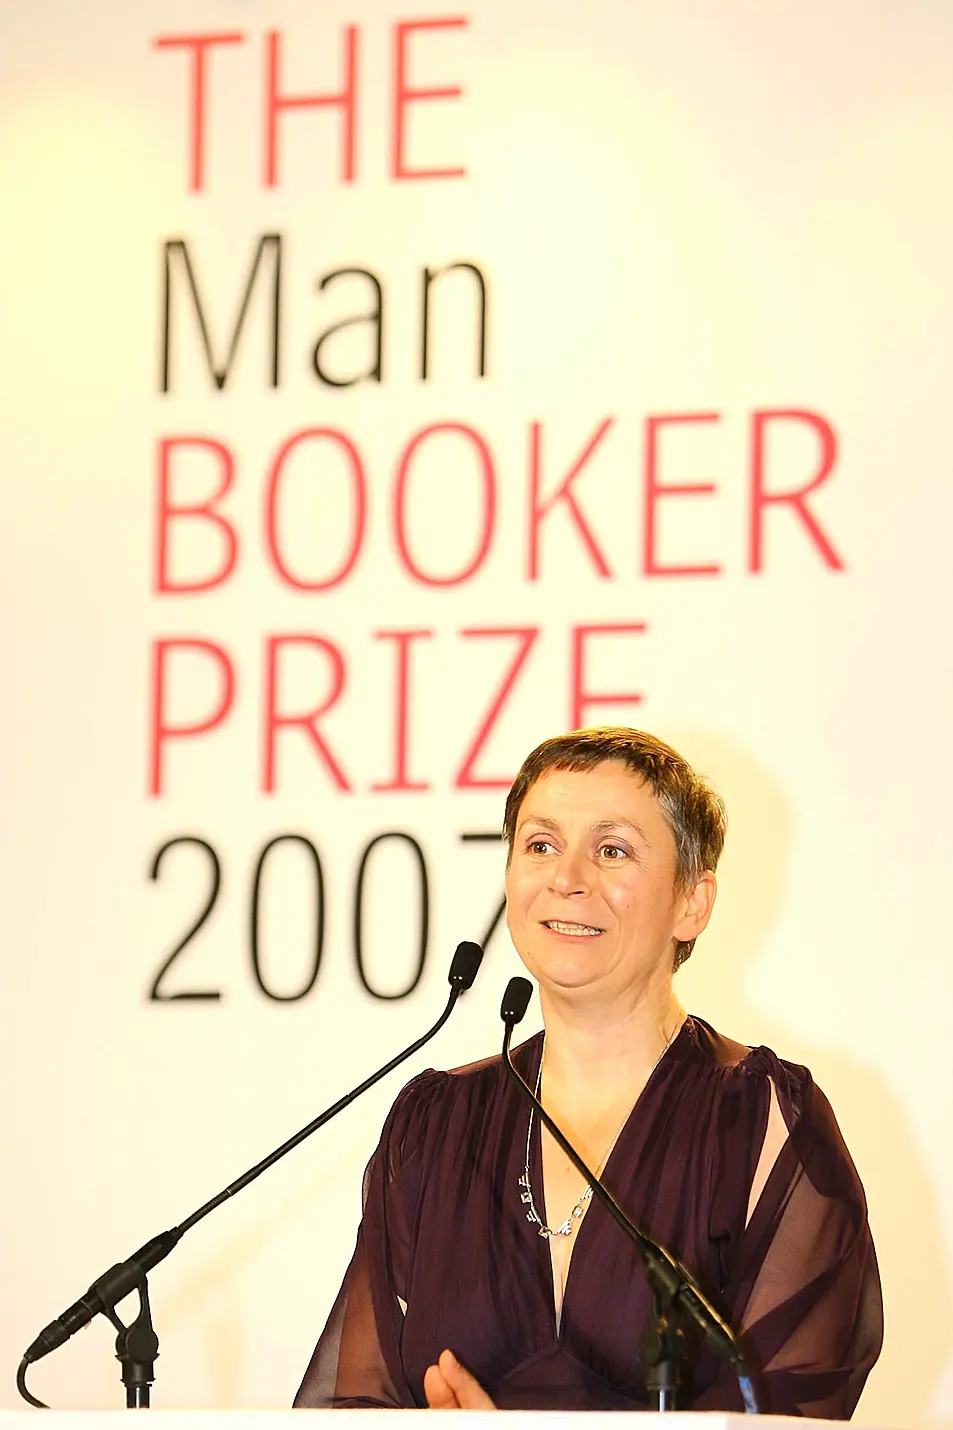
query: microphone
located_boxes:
[18,942,484,1406]
[499,976,759,1414]
[500,976,533,1023]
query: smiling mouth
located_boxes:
[542,920,605,937]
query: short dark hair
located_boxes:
[503,726,726,969]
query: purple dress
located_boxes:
[294,1017,882,1415]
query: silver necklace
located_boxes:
[518,1018,684,1239]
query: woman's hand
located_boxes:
[423,1349,496,1410]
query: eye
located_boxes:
[598,843,629,862]
[526,838,557,856]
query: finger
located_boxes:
[423,1363,461,1410]
[437,1349,496,1410]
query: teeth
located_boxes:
[545,921,602,936]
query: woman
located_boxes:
[294,727,882,1414]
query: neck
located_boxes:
[537,975,685,1097]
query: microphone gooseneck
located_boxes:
[499,976,759,1415]
[18,943,484,1409]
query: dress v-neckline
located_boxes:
[526,1022,690,1338]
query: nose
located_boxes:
[549,847,590,897]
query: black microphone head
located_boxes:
[501,976,533,1025]
[448,941,484,990]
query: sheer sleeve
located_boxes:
[293,1070,447,1409]
[694,1053,883,1418]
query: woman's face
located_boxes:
[504,760,714,1000]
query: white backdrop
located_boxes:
[1,1,952,1423]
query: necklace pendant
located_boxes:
[537,1226,551,1239]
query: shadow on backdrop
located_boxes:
[154,1146,358,1407]
[675,728,951,1429]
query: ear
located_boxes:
[673,870,717,944]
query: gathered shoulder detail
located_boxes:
[376,1038,532,1187]
[685,1015,812,1123]
[377,1068,450,1184]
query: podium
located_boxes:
[0,1416,878,1428]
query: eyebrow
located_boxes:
[516,814,651,844]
